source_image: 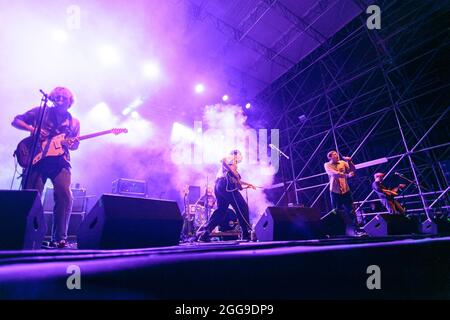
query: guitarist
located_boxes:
[197,150,256,242]
[11,87,80,248]
[372,172,406,214]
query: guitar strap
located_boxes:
[40,110,73,160]
[52,109,73,136]
[68,113,73,135]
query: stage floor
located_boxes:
[1,234,449,299]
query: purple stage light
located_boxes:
[142,61,160,79]
[122,107,132,116]
[222,94,229,102]
[123,97,144,116]
[171,122,195,142]
[51,29,68,43]
[245,103,251,109]
[129,97,144,109]
[90,102,111,118]
[97,45,120,66]
[131,111,140,119]
[195,83,205,93]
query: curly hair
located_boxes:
[49,87,74,107]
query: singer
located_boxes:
[11,87,80,249]
[372,173,406,214]
[324,150,363,236]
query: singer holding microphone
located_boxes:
[324,150,362,236]
[372,173,406,214]
[11,87,80,249]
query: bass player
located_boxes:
[372,172,406,214]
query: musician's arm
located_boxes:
[347,159,356,173]
[324,163,347,178]
[381,186,396,196]
[67,119,80,150]
[240,180,256,189]
[384,189,396,196]
[11,118,34,133]
[373,182,393,196]
[342,158,356,175]
[12,107,44,135]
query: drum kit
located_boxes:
[180,185,240,241]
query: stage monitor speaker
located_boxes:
[420,219,438,234]
[363,214,418,237]
[254,206,325,241]
[426,216,450,235]
[0,190,46,249]
[77,194,183,249]
[320,210,347,237]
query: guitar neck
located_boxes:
[77,130,115,141]
[222,161,240,181]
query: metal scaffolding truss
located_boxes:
[184,0,295,69]
[252,0,450,216]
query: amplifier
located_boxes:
[112,178,147,197]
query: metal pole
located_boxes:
[355,106,449,212]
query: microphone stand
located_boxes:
[22,91,49,190]
[271,145,291,206]
[397,174,429,217]
[181,188,191,240]
[397,174,429,192]
[204,176,210,221]
[281,156,291,206]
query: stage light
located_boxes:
[222,94,229,102]
[129,97,144,109]
[97,45,120,65]
[195,83,205,93]
[122,97,144,116]
[122,107,131,116]
[142,61,160,79]
[52,29,68,43]
[131,111,140,119]
[90,102,111,118]
[245,103,251,109]
[171,122,195,142]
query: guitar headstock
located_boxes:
[111,128,128,135]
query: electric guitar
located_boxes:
[389,184,406,197]
[223,161,242,192]
[222,161,257,192]
[15,128,128,168]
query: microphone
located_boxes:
[269,144,290,159]
[39,89,51,100]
